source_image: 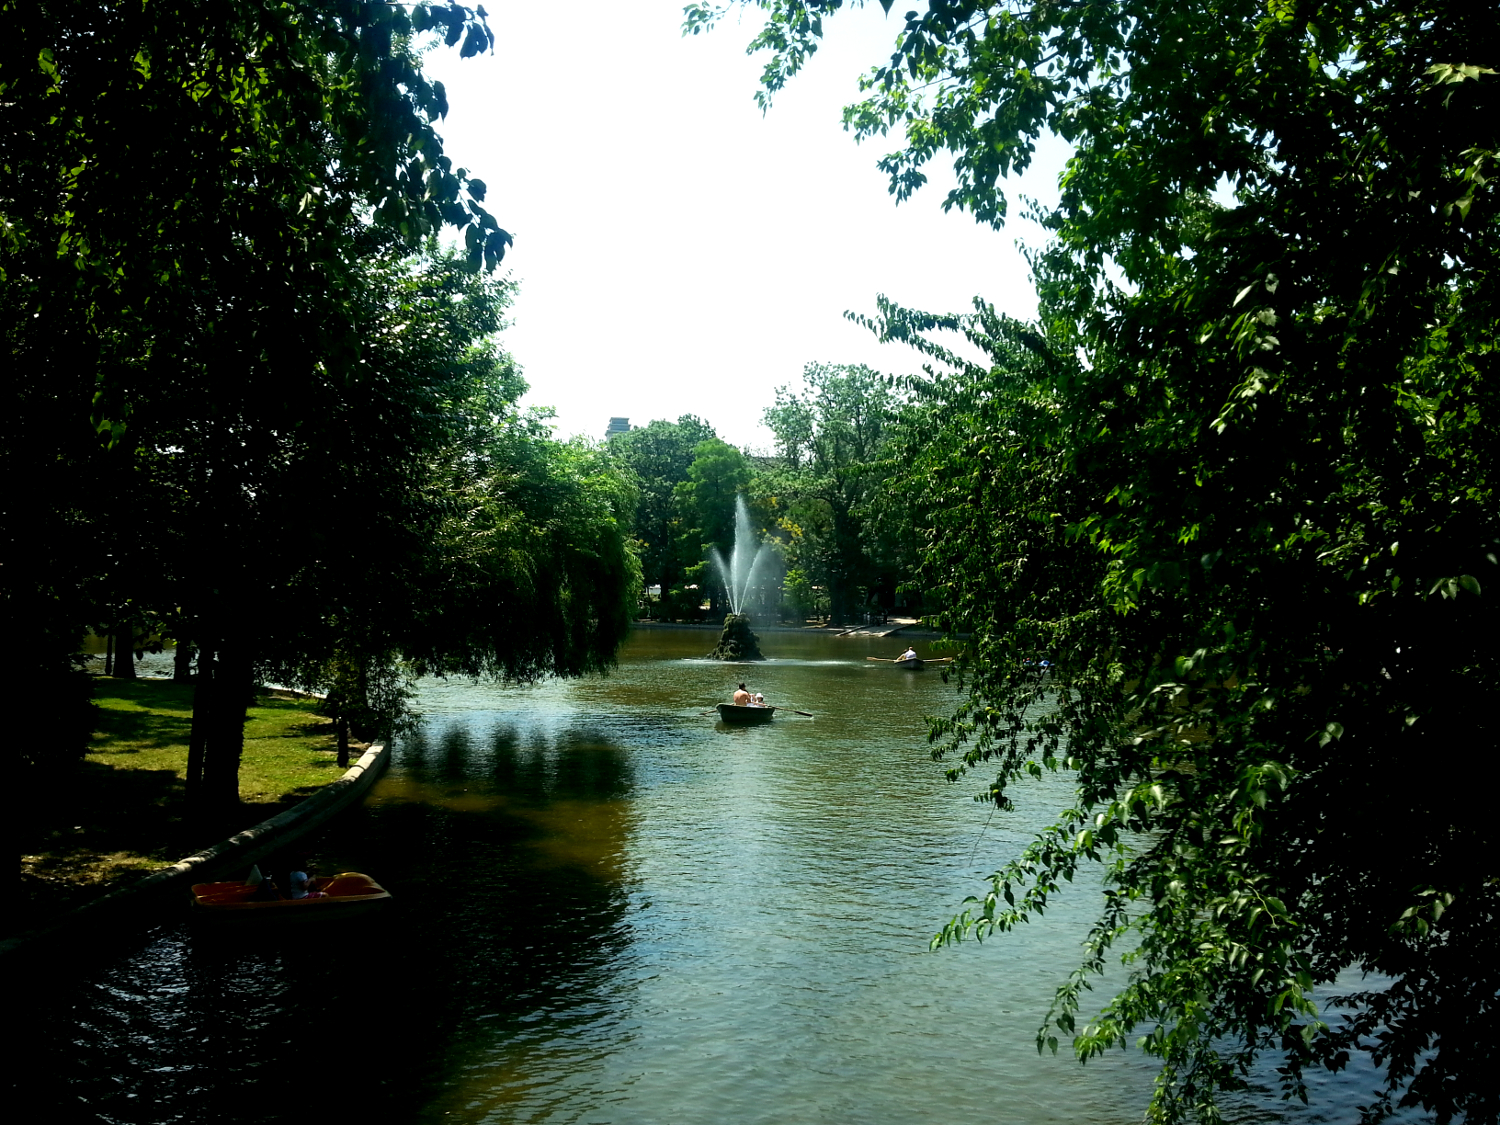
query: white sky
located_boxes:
[421,2,1071,451]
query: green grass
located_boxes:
[14,677,361,936]
[87,678,353,806]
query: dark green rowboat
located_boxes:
[716,703,776,725]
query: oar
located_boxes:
[866,656,895,662]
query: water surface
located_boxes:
[11,628,1410,1123]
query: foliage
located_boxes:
[780,565,825,621]
[2,1,638,818]
[760,362,903,622]
[608,415,719,604]
[15,677,351,940]
[672,438,753,614]
[679,438,753,558]
[408,422,643,683]
[698,1,1500,1122]
[2,0,506,805]
[193,246,642,750]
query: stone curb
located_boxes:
[0,741,391,960]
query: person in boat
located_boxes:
[732,683,751,706]
[898,646,918,662]
[286,870,327,900]
[248,874,282,901]
[243,863,280,900]
[752,693,766,707]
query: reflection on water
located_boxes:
[10,629,1417,1123]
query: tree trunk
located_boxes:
[828,574,850,626]
[113,619,136,679]
[185,644,214,804]
[202,647,252,809]
[173,640,196,683]
[104,631,114,677]
[174,639,198,684]
[336,714,350,770]
[828,495,862,627]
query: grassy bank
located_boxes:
[15,677,363,934]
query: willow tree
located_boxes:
[695,2,1499,1121]
[205,247,639,790]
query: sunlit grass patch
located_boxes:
[12,677,361,937]
[86,678,352,807]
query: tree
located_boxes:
[125,239,639,806]
[3,3,640,832]
[398,403,643,687]
[256,243,639,727]
[198,240,638,784]
[761,363,897,623]
[676,438,752,615]
[697,2,1500,1121]
[3,0,509,809]
[608,415,719,607]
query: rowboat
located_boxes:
[190,871,391,920]
[867,656,953,670]
[716,703,776,725]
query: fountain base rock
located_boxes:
[708,614,764,662]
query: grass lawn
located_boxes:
[14,676,365,935]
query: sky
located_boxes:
[421,2,1072,451]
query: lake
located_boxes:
[11,628,1408,1123]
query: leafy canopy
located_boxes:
[608,415,720,595]
[760,363,901,622]
[2,2,641,805]
[693,1,1500,1122]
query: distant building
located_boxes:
[604,417,631,438]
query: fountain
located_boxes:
[706,496,771,661]
[707,613,763,661]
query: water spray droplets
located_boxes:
[709,496,772,617]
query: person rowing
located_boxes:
[898,646,917,662]
[732,683,751,706]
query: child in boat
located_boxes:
[286,871,326,899]
[752,693,766,706]
[286,859,328,900]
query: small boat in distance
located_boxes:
[867,656,954,671]
[190,872,391,921]
[716,703,777,725]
